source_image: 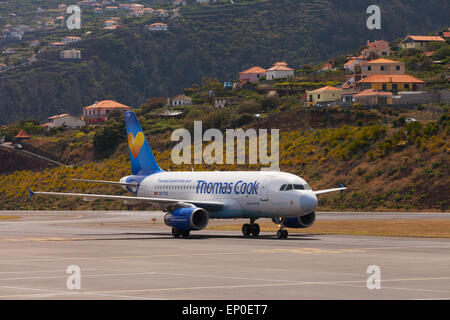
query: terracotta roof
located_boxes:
[403,35,445,42]
[355,89,392,97]
[273,61,288,66]
[48,113,69,120]
[309,86,342,93]
[367,40,389,49]
[365,58,400,64]
[240,66,266,74]
[357,74,424,84]
[443,32,450,38]
[424,51,434,57]
[344,60,361,67]
[15,129,30,139]
[267,65,294,71]
[173,94,191,101]
[84,100,132,110]
[241,66,266,74]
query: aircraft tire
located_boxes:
[242,224,251,237]
[251,223,260,236]
[172,228,181,238]
[180,230,191,238]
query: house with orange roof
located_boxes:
[265,62,295,80]
[83,100,132,124]
[361,40,391,59]
[306,86,342,106]
[239,66,267,83]
[354,89,393,106]
[344,59,364,74]
[41,114,85,131]
[361,58,405,77]
[356,74,425,92]
[443,32,450,40]
[14,129,30,141]
[401,35,445,51]
[148,23,167,31]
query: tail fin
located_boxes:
[124,111,163,175]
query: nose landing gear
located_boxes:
[276,218,288,239]
[242,218,260,237]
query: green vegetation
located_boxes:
[1,0,450,124]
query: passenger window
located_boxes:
[285,184,293,191]
[294,184,305,190]
[280,184,287,191]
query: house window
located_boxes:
[404,84,410,90]
[382,51,387,56]
[381,66,385,71]
[396,66,400,71]
[318,94,321,99]
[367,66,372,71]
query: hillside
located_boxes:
[1,104,448,212]
[1,0,449,123]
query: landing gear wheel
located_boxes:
[242,224,251,237]
[277,229,288,239]
[172,228,180,238]
[251,223,260,236]
[180,230,191,238]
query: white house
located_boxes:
[62,36,81,44]
[60,49,82,60]
[265,62,295,80]
[172,95,192,106]
[42,114,85,130]
[155,9,169,17]
[148,23,167,31]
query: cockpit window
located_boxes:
[304,184,312,190]
[285,184,293,191]
[280,184,287,191]
[293,184,305,190]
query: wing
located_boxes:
[314,186,347,195]
[27,188,223,212]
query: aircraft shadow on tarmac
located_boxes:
[74,232,321,241]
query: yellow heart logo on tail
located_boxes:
[128,132,145,158]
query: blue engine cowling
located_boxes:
[164,207,209,231]
[284,212,316,229]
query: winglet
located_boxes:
[27,187,35,199]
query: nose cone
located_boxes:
[300,193,318,213]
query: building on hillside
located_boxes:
[361,58,405,78]
[356,74,425,92]
[354,89,393,106]
[41,114,85,131]
[265,62,295,80]
[306,86,342,106]
[400,35,445,51]
[443,32,450,40]
[30,40,40,47]
[239,66,266,83]
[50,42,65,47]
[340,91,357,104]
[148,23,167,31]
[319,61,335,72]
[83,100,132,124]
[0,63,7,70]
[61,36,81,44]
[361,40,391,59]
[2,47,15,55]
[14,129,30,141]
[60,49,82,59]
[155,9,169,18]
[171,95,192,106]
[213,97,237,109]
[344,59,364,74]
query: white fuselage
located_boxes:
[121,171,318,219]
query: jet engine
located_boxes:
[284,212,316,228]
[164,207,209,231]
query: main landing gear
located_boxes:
[172,228,190,238]
[242,218,260,237]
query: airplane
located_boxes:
[28,111,346,239]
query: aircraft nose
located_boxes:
[300,193,318,213]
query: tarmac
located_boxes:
[0,211,449,300]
